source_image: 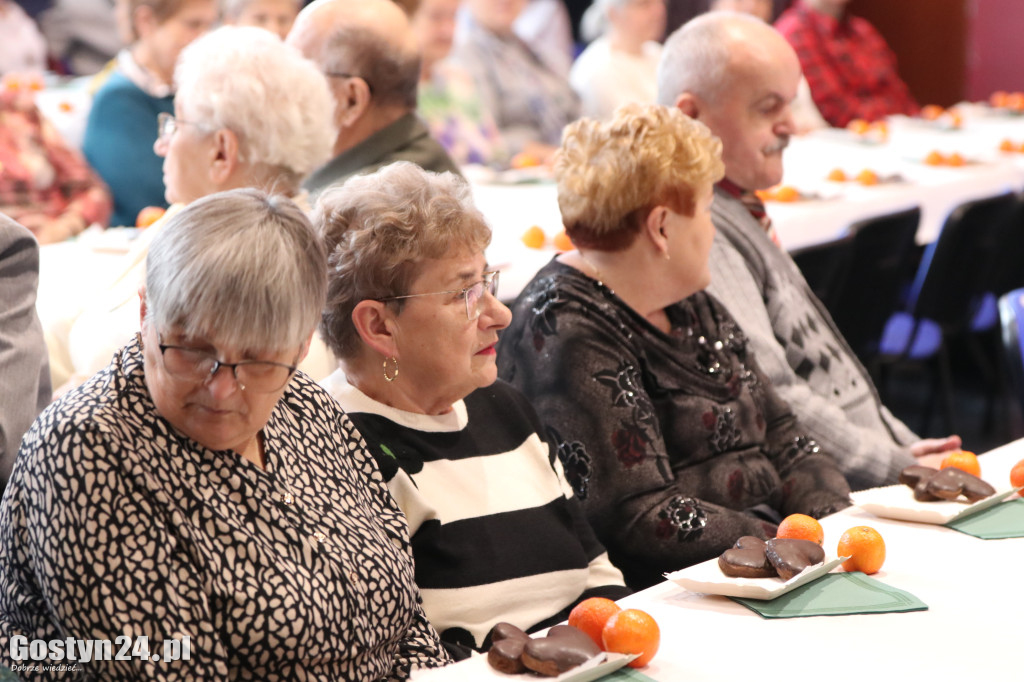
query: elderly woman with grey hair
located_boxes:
[0,189,451,679]
[52,24,337,391]
[316,162,628,657]
[569,0,666,119]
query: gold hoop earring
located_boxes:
[383,356,399,382]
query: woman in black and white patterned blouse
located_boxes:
[0,189,451,680]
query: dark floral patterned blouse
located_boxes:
[0,338,450,680]
[498,260,851,589]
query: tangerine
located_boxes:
[948,111,964,128]
[553,230,573,252]
[510,151,541,169]
[754,188,774,202]
[601,609,660,668]
[921,104,944,121]
[521,225,546,249]
[772,185,800,202]
[568,597,621,649]
[1008,92,1024,112]
[946,152,966,167]
[135,206,166,229]
[837,526,886,575]
[999,138,1016,152]
[1010,458,1024,492]
[826,168,847,182]
[940,450,981,478]
[855,169,879,186]
[847,118,870,135]
[776,513,824,545]
[924,150,945,166]
[991,90,1009,108]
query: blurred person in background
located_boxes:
[412,0,507,166]
[451,0,579,163]
[0,75,112,243]
[52,26,335,391]
[774,0,918,127]
[0,0,47,74]
[221,0,301,39]
[288,0,460,197]
[39,0,123,76]
[570,0,666,120]
[83,0,217,227]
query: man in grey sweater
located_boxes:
[655,11,960,490]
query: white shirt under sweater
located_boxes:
[569,37,661,120]
[321,372,628,650]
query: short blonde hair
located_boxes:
[555,103,725,251]
[315,162,492,360]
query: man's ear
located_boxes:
[350,299,398,358]
[209,128,241,186]
[675,92,700,120]
[334,77,373,128]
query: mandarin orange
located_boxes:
[135,206,166,229]
[521,225,546,249]
[837,526,885,575]
[991,90,1009,108]
[999,138,1016,152]
[940,450,981,478]
[855,169,879,186]
[772,185,800,202]
[924,150,945,166]
[776,513,824,545]
[946,152,966,167]
[1010,458,1024,493]
[921,104,944,121]
[568,597,621,649]
[510,151,541,169]
[553,230,573,252]
[602,609,660,668]
[826,168,847,182]
[847,118,870,135]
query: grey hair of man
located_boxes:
[145,188,328,352]
[174,25,335,190]
[657,10,766,107]
[321,24,421,110]
[314,162,491,361]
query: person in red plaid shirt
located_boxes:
[774,0,918,127]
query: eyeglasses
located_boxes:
[378,271,500,321]
[156,112,207,141]
[325,71,373,95]
[157,334,298,393]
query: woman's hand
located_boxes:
[909,434,963,459]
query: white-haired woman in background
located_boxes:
[0,189,452,678]
[569,0,666,120]
[51,25,336,391]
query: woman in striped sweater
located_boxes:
[314,161,629,659]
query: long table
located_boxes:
[414,439,1023,680]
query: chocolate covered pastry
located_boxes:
[765,538,826,580]
[718,537,777,579]
[486,622,531,674]
[521,625,601,677]
[898,465,995,503]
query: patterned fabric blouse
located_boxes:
[0,88,111,240]
[0,338,451,680]
[450,16,579,153]
[775,1,918,127]
[418,60,508,168]
[497,260,851,589]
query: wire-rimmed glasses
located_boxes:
[378,271,500,321]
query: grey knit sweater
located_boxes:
[706,187,918,491]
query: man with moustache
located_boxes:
[656,12,960,491]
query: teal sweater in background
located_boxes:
[83,70,172,227]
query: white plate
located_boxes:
[852,484,1022,524]
[664,554,845,601]
[410,651,638,682]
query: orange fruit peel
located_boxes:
[568,597,621,649]
[940,450,981,478]
[776,513,824,545]
[601,609,660,668]
[837,526,886,575]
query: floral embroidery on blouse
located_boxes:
[655,495,707,541]
[551,427,592,500]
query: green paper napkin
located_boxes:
[601,668,658,681]
[730,572,927,618]
[946,498,1024,539]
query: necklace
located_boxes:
[577,251,605,284]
